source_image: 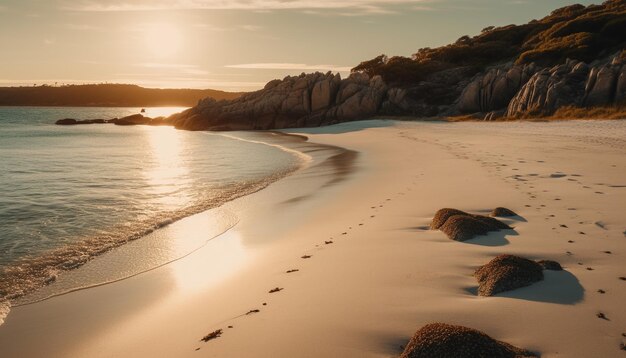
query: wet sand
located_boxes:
[0,119,625,357]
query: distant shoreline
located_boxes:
[0,83,243,108]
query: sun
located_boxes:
[142,23,185,59]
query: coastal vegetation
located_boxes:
[0,83,241,107]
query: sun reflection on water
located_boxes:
[143,126,192,208]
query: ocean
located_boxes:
[0,106,306,319]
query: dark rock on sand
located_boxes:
[491,207,519,217]
[400,323,537,358]
[430,208,470,230]
[537,260,563,271]
[431,208,511,242]
[475,255,544,296]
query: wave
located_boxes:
[0,131,312,322]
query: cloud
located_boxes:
[225,63,352,72]
[64,0,434,14]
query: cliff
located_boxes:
[164,0,625,130]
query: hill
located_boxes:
[0,84,242,107]
[59,0,626,130]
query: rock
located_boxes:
[507,55,625,117]
[400,323,538,358]
[430,208,470,230]
[484,110,506,121]
[55,118,78,125]
[491,207,518,217]
[440,215,509,242]
[164,71,391,131]
[431,208,511,241]
[537,260,563,271]
[110,114,151,125]
[458,64,538,114]
[55,118,107,125]
[475,255,544,296]
[584,59,624,106]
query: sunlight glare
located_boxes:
[142,23,185,58]
[144,126,191,208]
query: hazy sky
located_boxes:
[0,0,598,91]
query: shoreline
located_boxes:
[0,130,325,314]
[0,119,624,357]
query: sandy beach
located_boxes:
[1,119,625,357]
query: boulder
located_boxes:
[474,255,544,296]
[491,207,519,217]
[166,71,388,131]
[431,208,511,241]
[458,64,538,114]
[584,61,623,106]
[507,55,625,117]
[430,208,470,230]
[400,323,538,358]
[537,260,563,271]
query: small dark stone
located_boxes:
[301,255,312,259]
[491,207,518,217]
[286,269,299,273]
[269,287,283,293]
[597,312,609,320]
[597,289,606,294]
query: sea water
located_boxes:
[0,107,304,316]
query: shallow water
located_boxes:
[0,107,304,305]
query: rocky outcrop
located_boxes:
[55,114,167,126]
[506,55,626,117]
[458,63,539,113]
[56,118,106,125]
[166,71,391,131]
[400,323,538,358]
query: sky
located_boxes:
[0,0,599,91]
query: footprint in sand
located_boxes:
[550,173,567,178]
[597,312,609,320]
